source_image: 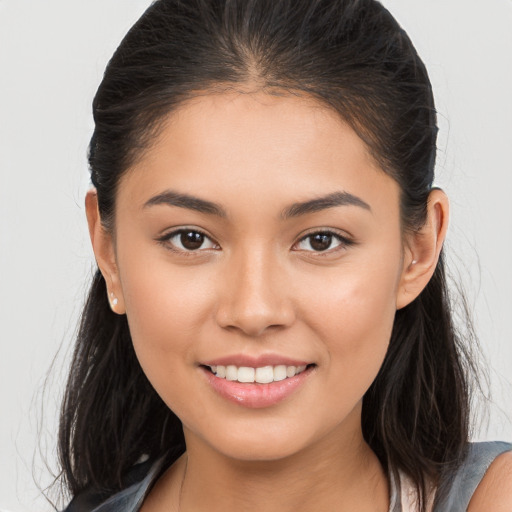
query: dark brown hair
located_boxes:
[59,1,478,510]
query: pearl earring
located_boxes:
[110,292,118,306]
[411,260,418,265]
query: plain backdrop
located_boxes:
[1,1,511,510]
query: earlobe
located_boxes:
[396,189,449,310]
[85,189,126,314]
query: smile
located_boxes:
[207,364,308,384]
[201,360,315,408]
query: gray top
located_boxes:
[433,441,512,511]
[64,441,512,512]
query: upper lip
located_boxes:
[201,354,312,368]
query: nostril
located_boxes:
[215,300,296,336]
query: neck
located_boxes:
[174,412,389,512]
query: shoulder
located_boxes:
[467,448,512,511]
[62,457,166,512]
[434,441,512,512]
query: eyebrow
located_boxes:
[143,189,371,219]
[143,190,227,217]
[281,191,371,218]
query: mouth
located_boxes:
[200,362,316,408]
[202,364,312,384]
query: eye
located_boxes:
[160,229,219,252]
[294,231,351,253]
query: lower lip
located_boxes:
[202,367,313,409]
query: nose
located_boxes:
[215,248,295,337]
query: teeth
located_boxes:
[286,366,296,378]
[226,365,238,381]
[273,365,287,381]
[209,364,309,383]
[255,366,273,384]
[238,367,255,383]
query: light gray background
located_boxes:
[1,1,511,510]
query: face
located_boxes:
[109,92,408,461]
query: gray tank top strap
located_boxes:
[388,469,402,512]
[433,441,512,511]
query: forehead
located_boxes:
[118,91,399,218]
[154,91,375,171]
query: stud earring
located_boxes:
[110,292,118,307]
[411,260,418,265]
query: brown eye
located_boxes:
[309,234,333,251]
[164,229,218,252]
[181,231,205,250]
[295,231,350,253]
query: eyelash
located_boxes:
[157,228,220,255]
[157,228,354,255]
[293,230,354,255]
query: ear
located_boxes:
[85,189,126,314]
[396,188,449,310]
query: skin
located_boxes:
[467,451,512,511]
[87,91,456,511]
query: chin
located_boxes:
[212,437,310,463]
[184,415,334,464]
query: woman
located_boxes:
[59,0,512,511]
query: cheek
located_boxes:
[298,253,401,394]
[116,246,215,390]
